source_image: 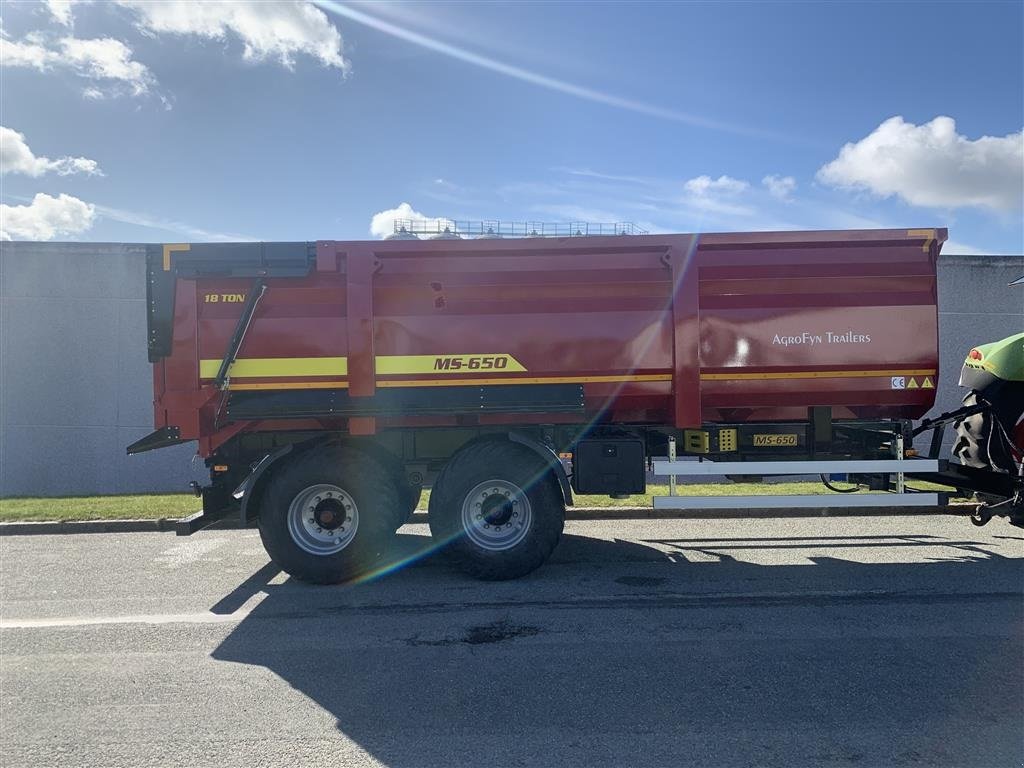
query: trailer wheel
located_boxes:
[399,480,423,524]
[352,443,420,527]
[257,446,398,584]
[428,440,564,580]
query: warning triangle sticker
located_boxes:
[922,377,934,389]
[907,378,919,389]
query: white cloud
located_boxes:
[59,36,154,94]
[943,239,988,256]
[92,203,257,241]
[369,202,451,239]
[818,116,1024,212]
[0,34,58,69]
[681,174,755,218]
[762,174,796,200]
[559,167,651,185]
[0,126,102,176]
[0,192,96,240]
[683,175,749,196]
[43,0,85,26]
[0,33,156,97]
[117,0,348,72]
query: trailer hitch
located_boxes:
[969,509,993,527]
[967,487,1024,527]
[912,403,987,437]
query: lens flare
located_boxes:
[352,236,700,584]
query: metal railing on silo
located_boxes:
[391,219,648,239]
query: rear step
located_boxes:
[175,484,237,535]
[175,507,236,535]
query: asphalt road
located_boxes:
[1,515,1022,768]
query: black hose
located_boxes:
[820,474,860,493]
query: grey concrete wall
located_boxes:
[931,254,1024,452]
[0,242,199,496]
[0,243,1021,497]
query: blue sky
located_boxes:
[1,0,1022,254]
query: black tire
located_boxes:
[428,440,565,580]
[952,392,1014,473]
[399,481,423,524]
[257,446,399,584]
[351,442,420,527]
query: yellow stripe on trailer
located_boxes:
[162,243,190,271]
[229,380,350,391]
[222,373,669,391]
[199,357,348,379]
[699,369,936,381]
[376,374,669,388]
[906,228,937,253]
[201,357,936,388]
[375,354,527,375]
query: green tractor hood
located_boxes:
[963,332,1024,383]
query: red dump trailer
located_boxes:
[130,227,989,582]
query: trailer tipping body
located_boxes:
[143,228,943,455]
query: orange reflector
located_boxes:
[213,464,229,472]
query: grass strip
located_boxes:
[0,494,201,522]
[0,482,857,523]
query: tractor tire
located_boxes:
[257,446,399,584]
[428,439,565,580]
[952,392,1015,474]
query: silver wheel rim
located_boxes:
[460,479,532,551]
[287,484,358,556]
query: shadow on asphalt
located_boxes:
[209,530,1024,766]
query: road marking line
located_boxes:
[0,590,267,630]
[154,538,228,569]
[0,610,253,630]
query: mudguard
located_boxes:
[509,432,574,507]
[235,444,295,525]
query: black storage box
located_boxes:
[571,438,646,495]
